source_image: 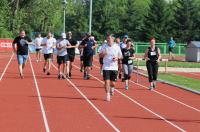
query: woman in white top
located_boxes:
[35,33,43,62]
[41,32,56,75]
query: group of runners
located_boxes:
[12,30,161,101]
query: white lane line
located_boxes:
[51,64,120,132]
[130,80,200,113]
[72,64,186,132]
[92,63,200,113]
[0,53,14,81]
[29,56,50,132]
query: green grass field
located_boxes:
[134,60,200,68]
[158,73,200,92]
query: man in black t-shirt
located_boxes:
[12,30,32,79]
[66,31,78,78]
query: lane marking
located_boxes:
[0,53,14,81]
[29,56,50,132]
[72,64,186,132]
[91,63,200,113]
[51,63,120,132]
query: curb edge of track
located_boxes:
[134,71,200,95]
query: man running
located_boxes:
[41,32,56,75]
[56,33,71,79]
[12,30,32,79]
[99,34,122,101]
[79,33,98,80]
[34,33,43,62]
[66,31,78,78]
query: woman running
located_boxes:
[122,40,135,90]
[144,38,161,90]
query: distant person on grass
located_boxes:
[12,30,33,79]
[168,37,176,60]
[99,34,122,101]
[144,38,161,91]
[34,33,43,62]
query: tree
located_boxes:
[143,0,171,42]
[173,0,200,42]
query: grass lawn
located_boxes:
[158,73,200,92]
[134,60,200,68]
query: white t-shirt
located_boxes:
[100,43,122,70]
[56,39,70,56]
[35,37,43,49]
[42,37,56,54]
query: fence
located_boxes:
[96,42,187,55]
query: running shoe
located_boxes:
[47,72,50,75]
[43,68,46,73]
[148,86,153,91]
[153,82,156,88]
[20,73,24,79]
[125,85,129,90]
[69,72,71,78]
[110,87,115,96]
[58,74,61,79]
[106,93,111,101]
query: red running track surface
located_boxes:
[0,53,199,132]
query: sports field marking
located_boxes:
[51,63,120,132]
[129,80,200,113]
[91,63,200,113]
[29,56,50,132]
[72,64,186,132]
[0,53,14,81]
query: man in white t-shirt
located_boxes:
[34,33,43,62]
[41,32,56,75]
[56,33,71,79]
[99,34,122,101]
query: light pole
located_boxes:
[62,0,67,33]
[89,0,92,34]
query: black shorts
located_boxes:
[44,53,52,60]
[169,47,173,52]
[68,54,75,62]
[103,70,118,82]
[83,55,93,67]
[99,58,103,65]
[36,48,42,52]
[57,55,69,65]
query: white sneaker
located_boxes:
[110,87,115,96]
[106,93,111,101]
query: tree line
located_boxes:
[0,0,200,43]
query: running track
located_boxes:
[0,53,199,132]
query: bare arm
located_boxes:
[144,49,150,60]
[157,48,162,62]
[12,43,17,54]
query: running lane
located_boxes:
[0,53,13,80]
[173,72,200,80]
[87,57,200,131]
[0,56,46,131]
[67,58,185,131]
[30,55,115,132]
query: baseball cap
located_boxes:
[123,35,128,38]
[61,33,66,38]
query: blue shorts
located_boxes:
[17,55,28,65]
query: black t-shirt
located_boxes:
[13,36,32,55]
[67,38,77,56]
[122,48,135,65]
[80,39,95,57]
